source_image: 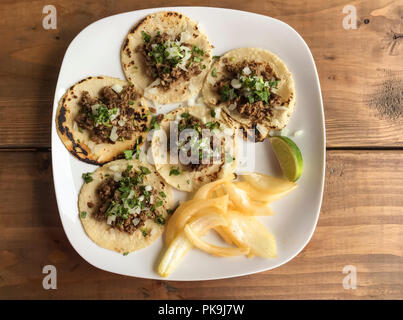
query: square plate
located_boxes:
[51,7,325,280]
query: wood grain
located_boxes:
[0,150,401,299]
[0,0,403,147]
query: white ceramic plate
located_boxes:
[51,7,325,281]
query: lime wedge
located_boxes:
[270,136,303,182]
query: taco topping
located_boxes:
[93,165,167,235]
[214,60,282,122]
[169,113,225,171]
[137,31,206,90]
[75,85,148,144]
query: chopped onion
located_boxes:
[132,218,140,226]
[110,126,118,142]
[149,195,154,204]
[107,215,116,225]
[231,79,242,89]
[111,84,123,94]
[145,185,152,192]
[113,172,122,182]
[242,66,251,75]
[118,119,126,127]
[201,116,207,124]
[129,206,141,215]
[138,195,145,201]
[128,190,135,199]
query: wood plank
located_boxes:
[0,0,403,147]
[0,150,401,299]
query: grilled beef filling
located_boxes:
[93,165,166,235]
[137,31,206,90]
[169,113,225,171]
[214,59,282,122]
[75,85,148,144]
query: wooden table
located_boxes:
[0,0,402,300]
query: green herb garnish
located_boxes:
[169,168,181,176]
[80,211,87,218]
[123,150,133,160]
[212,68,217,77]
[154,214,165,225]
[82,172,93,184]
[142,31,151,42]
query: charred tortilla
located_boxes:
[56,76,151,165]
[202,48,295,141]
[78,159,173,253]
[121,11,213,104]
[151,105,237,192]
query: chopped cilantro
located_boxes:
[167,209,174,215]
[213,55,221,60]
[123,252,129,256]
[82,172,93,184]
[205,121,220,130]
[201,64,206,69]
[210,109,216,117]
[149,116,160,130]
[80,211,87,218]
[169,168,181,176]
[154,214,165,225]
[159,191,166,198]
[141,31,151,42]
[192,45,204,56]
[123,150,133,160]
[212,68,217,77]
[141,228,148,237]
[140,166,151,175]
[78,127,83,133]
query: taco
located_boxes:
[56,76,151,165]
[151,105,237,192]
[121,11,213,104]
[202,48,295,142]
[78,159,173,253]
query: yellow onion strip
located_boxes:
[224,182,274,216]
[234,181,295,203]
[184,224,249,257]
[165,195,229,245]
[193,174,235,200]
[158,212,228,277]
[222,211,277,258]
[242,173,297,195]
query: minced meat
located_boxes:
[136,31,205,90]
[75,85,148,144]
